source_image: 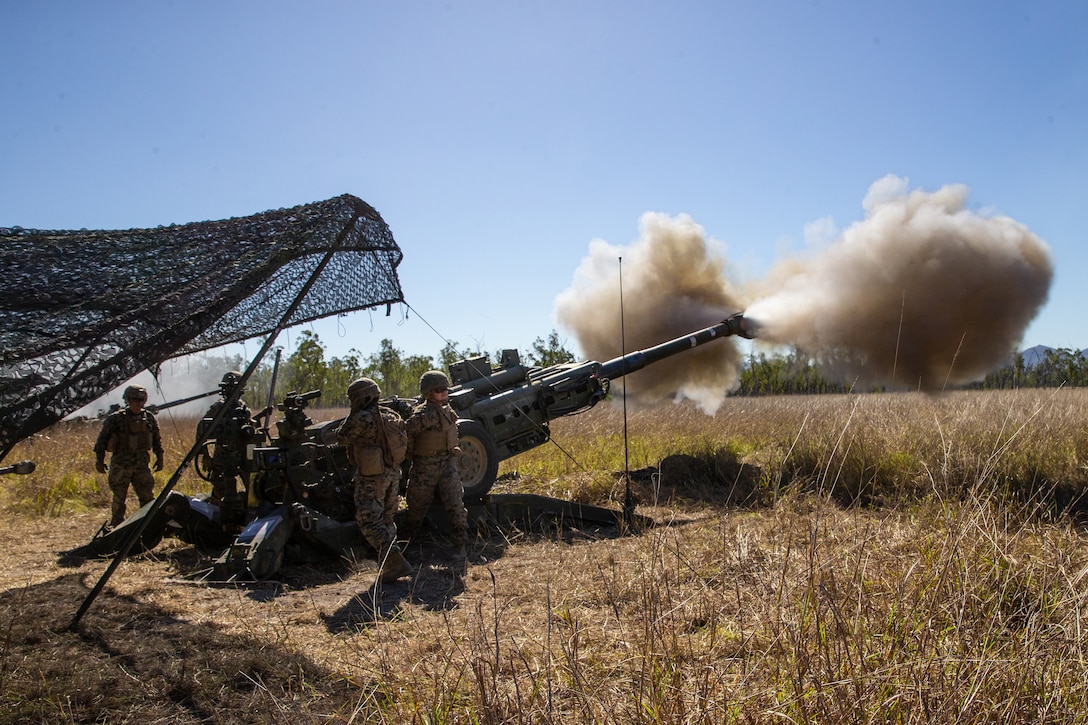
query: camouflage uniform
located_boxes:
[197,396,255,513]
[336,377,412,582]
[94,407,163,526]
[336,404,406,554]
[404,399,469,547]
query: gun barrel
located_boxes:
[147,389,219,413]
[0,460,35,475]
[597,313,754,381]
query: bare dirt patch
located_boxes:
[0,497,684,723]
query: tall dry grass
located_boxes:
[500,389,1088,517]
[3,389,1088,723]
[1,411,211,515]
[6,389,1085,519]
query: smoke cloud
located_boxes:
[555,175,1053,410]
[747,175,1053,391]
[71,354,233,420]
[554,212,746,413]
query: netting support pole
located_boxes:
[70,227,357,629]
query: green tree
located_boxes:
[362,339,436,398]
[527,330,575,367]
[324,349,365,407]
[736,348,846,396]
[974,347,1088,390]
[247,348,285,408]
[402,353,437,398]
[283,330,328,395]
[438,340,472,372]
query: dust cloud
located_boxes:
[555,175,1053,410]
[554,212,746,413]
[747,175,1053,391]
[70,354,230,420]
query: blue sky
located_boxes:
[3,1,1086,370]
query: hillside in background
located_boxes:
[1020,345,1088,368]
[1022,345,1055,367]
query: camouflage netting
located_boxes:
[0,194,404,459]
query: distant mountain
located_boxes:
[1020,345,1054,368]
[1017,345,1088,367]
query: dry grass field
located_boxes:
[3,389,1088,723]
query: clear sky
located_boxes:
[3,1,1086,371]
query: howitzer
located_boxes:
[72,315,754,581]
[443,313,755,499]
[94,389,219,418]
[146,389,219,414]
[74,388,362,580]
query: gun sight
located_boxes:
[277,389,321,412]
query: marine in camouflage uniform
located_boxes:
[404,370,469,560]
[93,385,164,527]
[197,371,258,523]
[336,377,413,582]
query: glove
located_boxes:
[154,454,164,472]
[95,459,107,474]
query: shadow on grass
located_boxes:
[628,446,1088,526]
[622,449,769,511]
[321,516,640,632]
[0,573,374,723]
[321,559,466,632]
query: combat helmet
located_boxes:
[123,385,148,402]
[419,370,451,395]
[347,377,381,409]
[219,370,244,394]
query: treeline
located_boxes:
[972,348,1088,390]
[735,352,852,396]
[222,330,575,409]
[736,347,1088,396]
[211,334,1085,409]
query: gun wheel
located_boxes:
[456,419,498,500]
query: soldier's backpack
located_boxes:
[379,406,408,466]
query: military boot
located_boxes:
[398,521,419,545]
[450,533,468,574]
[379,547,414,583]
